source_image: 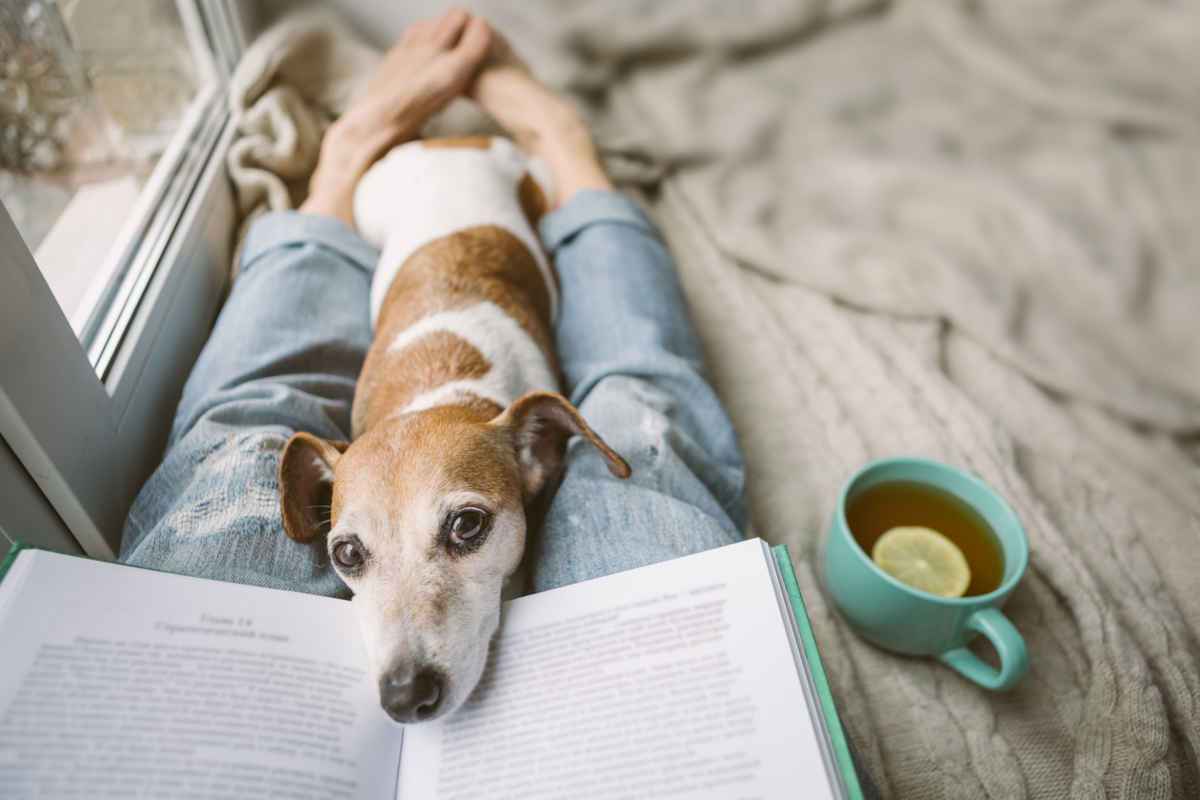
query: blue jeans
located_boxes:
[120,190,746,595]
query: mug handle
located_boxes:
[938,607,1028,691]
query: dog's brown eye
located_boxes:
[448,508,488,544]
[333,540,364,570]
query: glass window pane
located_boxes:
[0,0,216,351]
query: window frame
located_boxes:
[82,85,230,379]
[0,0,246,558]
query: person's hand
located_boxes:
[470,30,612,208]
[302,9,493,225]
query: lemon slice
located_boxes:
[871,526,971,598]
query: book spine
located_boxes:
[772,545,864,800]
[0,540,27,584]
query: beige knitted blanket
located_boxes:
[227,2,1200,797]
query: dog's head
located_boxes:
[278,391,629,723]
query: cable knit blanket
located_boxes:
[226,2,1200,797]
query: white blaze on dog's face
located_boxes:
[278,392,630,724]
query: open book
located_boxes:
[0,538,862,799]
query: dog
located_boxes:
[277,136,630,724]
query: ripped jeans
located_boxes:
[120,190,746,596]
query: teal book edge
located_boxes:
[0,540,28,584]
[772,544,864,800]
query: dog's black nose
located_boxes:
[379,667,442,723]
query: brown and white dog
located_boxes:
[277,136,630,724]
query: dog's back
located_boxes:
[351,137,558,437]
[281,142,631,726]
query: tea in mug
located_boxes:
[846,480,1005,597]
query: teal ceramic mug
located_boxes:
[823,458,1029,690]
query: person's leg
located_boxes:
[120,212,377,595]
[529,191,747,591]
[172,214,379,444]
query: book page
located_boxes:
[0,552,401,799]
[398,539,835,800]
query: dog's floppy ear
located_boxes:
[278,432,349,542]
[494,391,631,502]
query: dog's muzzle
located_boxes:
[379,664,444,723]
